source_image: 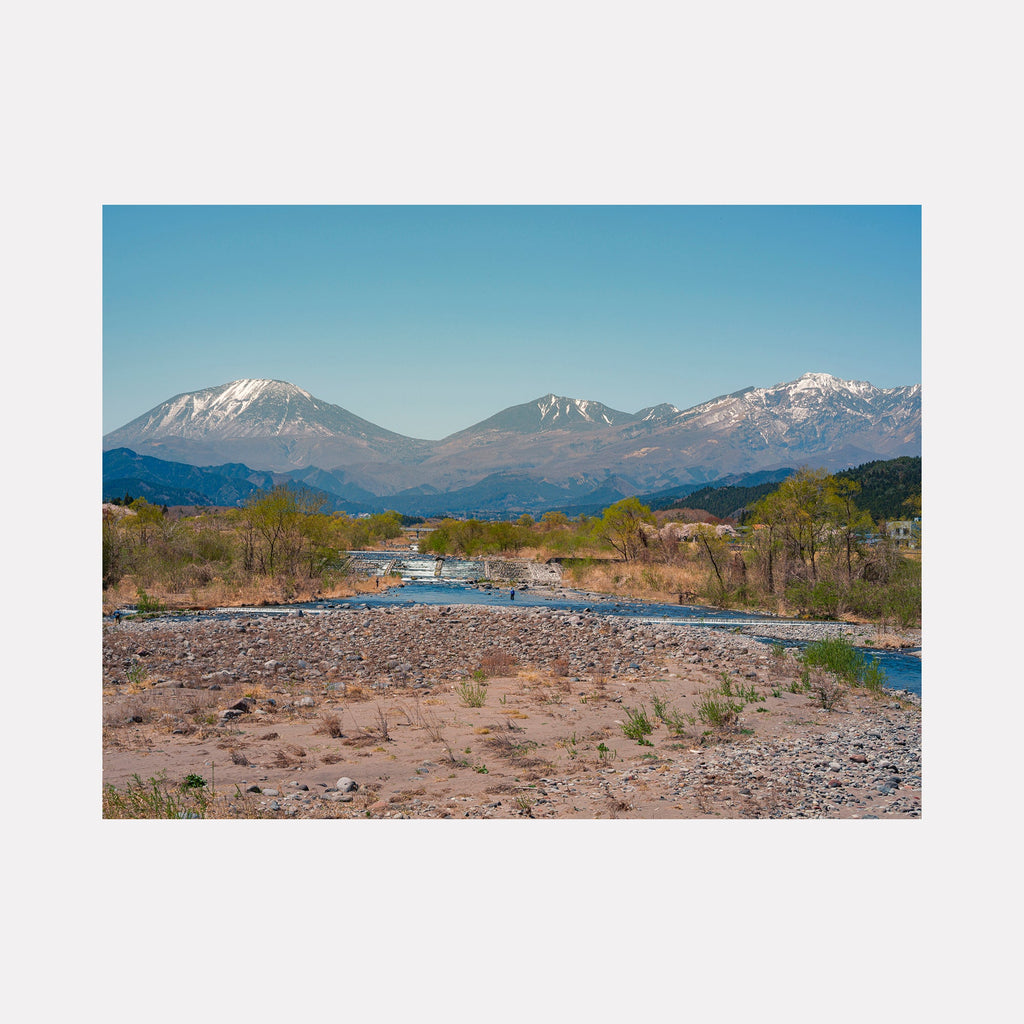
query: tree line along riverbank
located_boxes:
[103,468,921,630]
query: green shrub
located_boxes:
[125,662,149,688]
[135,587,164,615]
[802,637,886,689]
[883,582,921,629]
[650,694,691,736]
[457,679,488,707]
[809,580,842,619]
[861,659,886,693]
[102,773,210,818]
[802,637,863,680]
[846,578,886,619]
[694,691,742,731]
[621,706,654,744]
[785,578,844,619]
[734,680,765,704]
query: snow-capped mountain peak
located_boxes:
[671,372,921,452]
[103,373,920,487]
[535,395,624,426]
[110,379,330,441]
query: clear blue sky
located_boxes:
[103,205,920,439]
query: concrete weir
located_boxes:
[483,559,563,586]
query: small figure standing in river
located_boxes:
[510,587,515,601]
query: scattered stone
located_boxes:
[102,600,920,820]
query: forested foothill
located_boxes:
[649,456,920,524]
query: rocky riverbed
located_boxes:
[102,605,921,819]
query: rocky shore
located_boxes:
[102,604,921,819]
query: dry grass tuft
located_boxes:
[871,632,905,650]
[480,649,518,676]
[341,734,379,748]
[272,744,308,767]
[389,787,426,803]
[240,682,275,700]
[314,712,344,738]
[565,561,705,604]
[485,724,540,764]
[694,785,716,815]
[413,706,447,743]
[103,572,387,615]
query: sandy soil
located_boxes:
[102,603,921,819]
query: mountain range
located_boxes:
[103,372,921,515]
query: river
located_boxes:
[330,551,922,696]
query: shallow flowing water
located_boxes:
[328,551,923,696]
[128,551,919,697]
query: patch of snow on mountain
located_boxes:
[791,372,840,393]
[537,395,559,419]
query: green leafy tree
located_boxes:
[369,510,404,542]
[748,489,786,593]
[242,486,326,574]
[540,510,569,528]
[299,511,338,576]
[598,497,655,561]
[128,497,164,547]
[102,516,133,588]
[751,468,831,580]
[244,488,292,572]
[825,476,874,581]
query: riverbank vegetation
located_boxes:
[419,467,921,626]
[102,467,920,627]
[102,486,405,612]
